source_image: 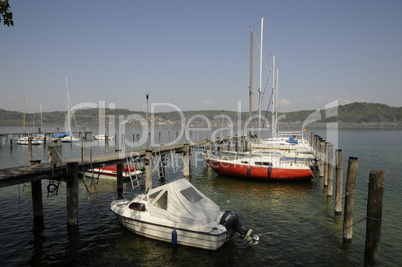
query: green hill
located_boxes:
[1,102,401,128]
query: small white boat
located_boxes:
[94,134,115,140]
[16,136,44,145]
[85,164,142,180]
[110,178,259,250]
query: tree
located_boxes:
[1,0,13,26]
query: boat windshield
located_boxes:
[180,186,203,203]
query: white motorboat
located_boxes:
[85,164,142,180]
[94,134,115,140]
[16,136,44,145]
[110,178,259,250]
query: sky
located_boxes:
[1,0,401,114]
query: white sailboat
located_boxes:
[51,78,80,143]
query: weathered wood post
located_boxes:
[81,136,85,163]
[334,149,343,214]
[66,162,79,227]
[144,150,153,193]
[343,157,358,242]
[116,163,123,198]
[105,135,109,154]
[324,142,329,186]
[319,140,326,177]
[327,144,334,197]
[28,138,33,162]
[120,134,126,153]
[136,134,140,151]
[364,170,385,267]
[30,160,43,224]
[183,143,190,178]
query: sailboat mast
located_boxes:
[23,94,26,132]
[271,55,276,138]
[275,67,279,137]
[65,77,71,134]
[258,17,264,135]
[249,30,254,133]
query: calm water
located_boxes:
[0,128,401,266]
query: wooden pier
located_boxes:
[0,135,246,226]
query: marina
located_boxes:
[0,127,398,266]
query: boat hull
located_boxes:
[85,165,141,180]
[206,158,313,181]
[111,200,227,250]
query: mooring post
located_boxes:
[66,162,79,227]
[183,143,190,178]
[136,134,140,151]
[319,140,326,177]
[324,142,329,186]
[116,163,123,198]
[334,149,343,214]
[144,150,153,193]
[28,138,33,162]
[105,135,109,154]
[364,170,385,267]
[343,157,358,242]
[30,160,43,224]
[81,136,85,164]
[327,144,334,197]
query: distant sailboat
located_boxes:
[51,78,80,143]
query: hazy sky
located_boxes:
[1,0,401,114]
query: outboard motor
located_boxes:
[220,210,259,245]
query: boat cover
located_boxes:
[146,178,221,226]
[52,133,69,138]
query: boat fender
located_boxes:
[171,228,177,247]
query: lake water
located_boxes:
[0,127,401,266]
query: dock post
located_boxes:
[66,162,79,227]
[30,160,43,224]
[324,142,329,186]
[116,163,123,198]
[183,143,190,178]
[364,170,385,267]
[327,144,334,197]
[144,150,153,193]
[334,149,343,214]
[319,140,325,177]
[81,137,85,164]
[343,157,358,242]
[105,135,109,154]
[28,138,33,162]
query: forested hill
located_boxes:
[1,102,401,127]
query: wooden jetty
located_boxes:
[0,135,246,226]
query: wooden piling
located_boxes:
[183,143,190,178]
[30,159,43,223]
[334,149,343,214]
[105,135,109,154]
[145,150,153,193]
[28,138,33,162]
[327,144,334,197]
[66,162,79,227]
[364,170,385,267]
[324,142,329,186]
[116,163,123,198]
[319,140,326,177]
[343,157,358,242]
